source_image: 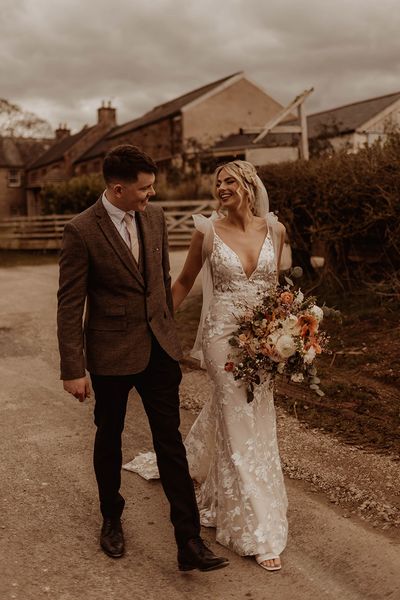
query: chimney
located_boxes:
[55,123,71,140]
[97,100,117,127]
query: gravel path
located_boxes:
[0,258,399,600]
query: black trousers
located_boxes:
[90,337,201,547]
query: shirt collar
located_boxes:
[102,191,135,223]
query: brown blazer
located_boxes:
[57,197,183,380]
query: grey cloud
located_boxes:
[0,0,399,131]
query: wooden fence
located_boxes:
[0,200,217,250]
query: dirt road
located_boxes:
[0,258,399,600]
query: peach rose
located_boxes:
[280,291,294,305]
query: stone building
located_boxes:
[74,72,289,175]
[305,90,400,153]
[213,90,400,164]
[26,103,116,214]
[0,137,53,218]
[19,73,300,213]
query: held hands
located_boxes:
[63,376,91,402]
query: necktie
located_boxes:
[123,213,139,262]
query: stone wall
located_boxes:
[0,168,26,217]
[107,119,176,162]
[245,146,299,165]
[183,78,286,146]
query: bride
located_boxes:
[124,160,288,571]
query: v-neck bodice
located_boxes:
[213,227,269,281]
[210,224,277,299]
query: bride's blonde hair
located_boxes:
[212,160,269,216]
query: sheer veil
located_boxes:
[254,174,270,217]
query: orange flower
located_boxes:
[305,336,322,354]
[224,362,235,372]
[297,314,318,338]
[312,338,322,354]
[280,291,294,305]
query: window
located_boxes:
[8,169,22,187]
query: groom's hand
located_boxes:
[63,377,91,402]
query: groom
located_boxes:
[57,144,228,571]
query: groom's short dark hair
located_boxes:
[103,144,157,184]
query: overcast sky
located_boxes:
[1,0,399,132]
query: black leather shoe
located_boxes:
[100,518,124,558]
[178,537,229,572]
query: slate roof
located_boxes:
[0,137,54,168]
[109,72,242,138]
[76,73,243,163]
[305,91,400,137]
[28,126,93,169]
[212,131,298,151]
[75,135,115,163]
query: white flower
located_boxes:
[281,315,300,335]
[291,372,304,382]
[295,290,304,304]
[267,330,281,345]
[275,335,296,358]
[309,304,324,323]
[304,347,316,364]
[277,362,285,374]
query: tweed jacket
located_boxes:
[57,197,183,380]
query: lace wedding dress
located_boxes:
[124,213,288,559]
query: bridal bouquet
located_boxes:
[225,272,329,403]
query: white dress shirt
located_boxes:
[102,191,137,248]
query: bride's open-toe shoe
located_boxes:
[255,554,282,572]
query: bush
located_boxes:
[259,133,400,296]
[40,174,104,215]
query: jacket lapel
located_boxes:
[136,210,152,284]
[94,197,145,288]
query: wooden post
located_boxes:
[252,87,313,160]
[298,102,309,160]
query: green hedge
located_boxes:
[259,133,400,295]
[40,174,104,215]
